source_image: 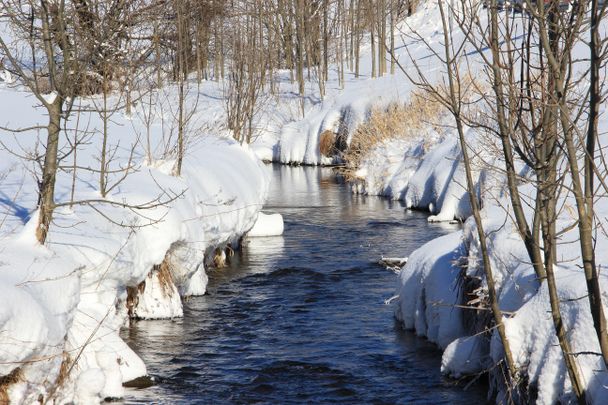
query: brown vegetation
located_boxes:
[319,130,336,157]
[154,255,175,298]
[341,92,443,180]
[126,281,146,319]
[212,247,226,268]
[126,252,177,319]
[0,367,23,404]
[54,352,71,389]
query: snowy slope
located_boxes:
[263,0,608,403]
[0,83,269,402]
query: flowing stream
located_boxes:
[122,165,487,404]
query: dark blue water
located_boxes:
[122,165,487,404]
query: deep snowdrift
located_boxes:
[0,85,269,402]
[266,1,608,403]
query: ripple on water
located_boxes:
[121,165,488,405]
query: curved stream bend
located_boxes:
[122,165,487,404]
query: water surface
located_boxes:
[122,165,487,404]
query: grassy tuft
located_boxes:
[154,254,175,298]
[0,367,23,403]
[341,91,443,181]
[319,130,336,157]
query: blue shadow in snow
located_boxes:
[0,191,32,224]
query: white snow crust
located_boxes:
[0,82,269,402]
[265,1,608,403]
[247,212,284,237]
[2,0,608,402]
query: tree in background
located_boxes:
[0,0,84,243]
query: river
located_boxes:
[121,165,487,404]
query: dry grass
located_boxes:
[210,244,236,269]
[319,130,336,157]
[0,367,23,404]
[126,280,146,318]
[341,90,444,181]
[126,252,175,319]
[54,352,71,389]
[212,247,225,268]
[154,254,175,298]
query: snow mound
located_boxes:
[395,231,467,349]
[0,86,270,402]
[247,212,284,237]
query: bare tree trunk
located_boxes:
[339,0,346,88]
[220,17,225,80]
[296,0,305,115]
[390,0,395,75]
[486,1,545,282]
[175,79,185,176]
[369,1,376,78]
[583,0,608,367]
[355,2,361,77]
[155,24,162,87]
[99,69,109,197]
[349,0,355,71]
[527,2,588,398]
[214,21,220,80]
[174,0,186,176]
[70,105,82,207]
[323,0,329,82]
[437,0,518,386]
[379,0,386,76]
[37,99,62,244]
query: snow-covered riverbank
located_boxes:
[3,0,608,402]
[0,0,484,403]
[0,85,272,402]
[268,2,608,403]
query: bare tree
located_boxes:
[0,0,83,243]
[396,0,520,391]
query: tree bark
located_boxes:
[37,98,62,244]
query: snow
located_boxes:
[251,1,608,403]
[0,69,14,83]
[41,91,57,104]
[395,231,467,349]
[0,80,269,402]
[247,212,284,237]
[387,95,608,405]
[0,2,479,402]
[1,0,608,402]
[441,335,489,379]
[73,369,106,404]
[130,270,184,320]
[253,1,453,168]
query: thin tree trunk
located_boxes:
[390,0,395,75]
[487,1,545,282]
[349,0,355,71]
[296,0,305,115]
[562,99,608,369]
[100,69,108,197]
[379,0,386,76]
[174,0,186,176]
[339,0,346,87]
[438,0,518,385]
[355,2,361,77]
[370,2,376,78]
[530,4,588,399]
[323,0,329,82]
[155,25,162,87]
[37,99,62,244]
[583,0,608,367]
